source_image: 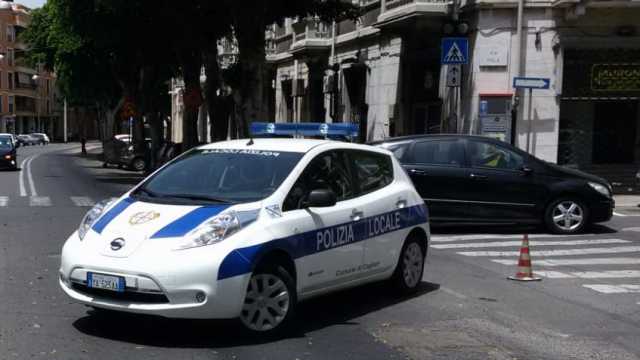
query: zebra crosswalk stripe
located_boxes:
[583,284,640,294]
[29,196,52,207]
[70,196,95,207]
[432,239,629,249]
[492,257,640,267]
[537,270,640,279]
[457,246,640,257]
[430,234,577,242]
[0,196,8,207]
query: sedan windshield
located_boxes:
[0,136,12,148]
[135,148,304,204]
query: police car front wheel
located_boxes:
[240,265,296,334]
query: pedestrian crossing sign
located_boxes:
[441,37,469,65]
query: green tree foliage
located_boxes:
[23,0,359,152]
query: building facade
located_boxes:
[0,0,59,139]
[269,0,640,189]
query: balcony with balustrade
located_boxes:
[377,0,451,26]
[289,17,332,56]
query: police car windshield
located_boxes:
[135,148,304,204]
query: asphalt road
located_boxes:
[0,143,639,360]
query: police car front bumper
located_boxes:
[59,232,251,319]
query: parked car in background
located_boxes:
[0,134,17,170]
[102,135,150,171]
[17,134,38,146]
[0,133,17,148]
[372,135,614,234]
[30,133,50,145]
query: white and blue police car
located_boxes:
[59,138,429,333]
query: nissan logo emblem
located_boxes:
[110,238,125,251]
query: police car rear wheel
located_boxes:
[240,266,295,333]
[393,238,425,293]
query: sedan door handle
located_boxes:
[470,173,488,180]
[396,199,407,209]
[351,209,364,221]
[409,168,427,176]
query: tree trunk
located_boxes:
[181,49,203,151]
[204,45,227,142]
[105,96,125,140]
[234,15,268,138]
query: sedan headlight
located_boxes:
[175,210,259,250]
[78,199,117,240]
[588,182,611,198]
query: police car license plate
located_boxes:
[87,272,125,292]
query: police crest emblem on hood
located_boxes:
[129,211,160,225]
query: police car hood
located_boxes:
[89,196,259,257]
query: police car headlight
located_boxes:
[175,210,260,250]
[78,199,117,240]
[588,182,611,198]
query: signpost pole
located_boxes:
[526,88,533,153]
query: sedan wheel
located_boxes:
[131,158,146,172]
[240,267,295,334]
[545,199,588,234]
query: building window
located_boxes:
[8,95,14,113]
[8,72,13,90]
[6,25,13,42]
[0,95,3,113]
[7,48,14,66]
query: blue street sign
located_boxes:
[513,77,550,89]
[441,38,469,65]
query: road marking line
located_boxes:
[534,271,640,279]
[613,212,627,217]
[440,287,468,300]
[70,196,95,207]
[457,246,640,257]
[535,271,574,278]
[492,257,640,267]
[29,196,51,207]
[0,196,8,207]
[432,239,629,249]
[431,234,581,242]
[18,155,31,197]
[26,155,39,197]
[583,284,640,294]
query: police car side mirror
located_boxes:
[307,189,337,208]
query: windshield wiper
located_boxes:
[163,193,234,204]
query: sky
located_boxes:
[17,0,46,9]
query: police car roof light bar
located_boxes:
[250,122,359,141]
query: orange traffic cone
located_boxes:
[508,234,542,281]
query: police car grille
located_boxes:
[72,284,170,304]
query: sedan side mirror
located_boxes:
[307,189,337,208]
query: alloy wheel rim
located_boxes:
[133,160,145,171]
[552,201,584,231]
[403,243,423,288]
[240,274,290,332]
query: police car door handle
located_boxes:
[409,168,427,176]
[396,199,407,209]
[351,209,364,221]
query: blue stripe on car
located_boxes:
[151,205,230,239]
[217,204,428,280]
[92,197,136,234]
